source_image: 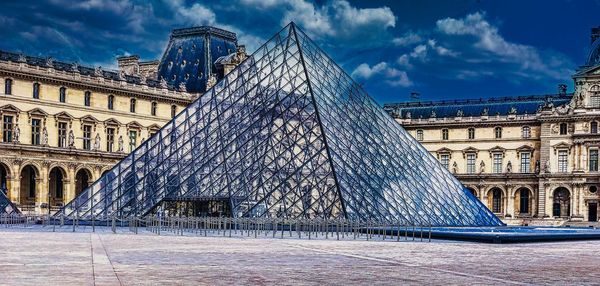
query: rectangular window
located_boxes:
[558,150,568,173]
[31,119,41,145]
[493,153,503,173]
[440,154,449,169]
[2,116,13,143]
[83,125,92,150]
[57,122,67,148]
[442,129,449,140]
[466,153,476,174]
[520,152,531,173]
[591,96,600,108]
[590,149,598,172]
[129,130,137,152]
[106,128,115,152]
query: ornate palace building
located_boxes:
[0,26,247,215]
[384,27,600,225]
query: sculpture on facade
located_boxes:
[42,127,48,145]
[93,133,101,151]
[479,161,485,173]
[452,162,458,174]
[506,161,512,173]
[481,107,489,116]
[94,66,103,77]
[68,130,75,147]
[206,73,217,90]
[456,109,464,117]
[430,110,436,118]
[13,125,19,143]
[118,135,124,152]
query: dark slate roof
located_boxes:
[0,50,169,90]
[157,26,238,93]
[383,93,573,119]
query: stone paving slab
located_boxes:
[0,228,599,285]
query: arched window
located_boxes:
[494,127,502,139]
[522,126,531,138]
[559,123,568,135]
[171,105,177,118]
[591,121,598,134]
[151,101,157,116]
[441,129,449,140]
[32,82,40,99]
[59,87,66,103]
[468,128,475,139]
[84,91,91,107]
[130,98,136,113]
[4,78,12,95]
[519,189,530,214]
[107,95,114,110]
[416,129,423,141]
[492,188,502,213]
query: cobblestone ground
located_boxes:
[0,227,599,285]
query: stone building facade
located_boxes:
[384,27,600,225]
[0,26,246,215]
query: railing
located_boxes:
[0,214,434,243]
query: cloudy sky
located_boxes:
[0,0,598,104]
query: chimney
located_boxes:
[592,26,600,44]
[117,55,140,76]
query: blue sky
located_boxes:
[0,0,599,104]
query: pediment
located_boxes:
[516,145,535,153]
[148,124,161,131]
[0,104,21,113]
[104,118,121,126]
[80,115,99,123]
[127,121,143,129]
[27,108,48,117]
[552,142,571,149]
[54,111,74,121]
[489,146,506,153]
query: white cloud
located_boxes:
[392,32,422,46]
[352,62,413,87]
[436,12,572,80]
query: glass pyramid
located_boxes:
[56,23,502,226]
[1,190,19,215]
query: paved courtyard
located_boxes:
[0,227,599,285]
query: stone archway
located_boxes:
[552,187,571,217]
[515,187,533,215]
[75,168,92,197]
[487,187,504,214]
[465,187,478,198]
[19,165,39,208]
[49,166,67,207]
[0,162,10,195]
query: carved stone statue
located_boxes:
[456,109,464,117]
[452,162,458,174]
[42,127,48,145]
[118,135,124,152]
[405,111,411,119]
[543,160,550,173]
[139,74,147,85]
[551,124,559,134]
[94,66,103,77]
[479,161,485,173]
[93,133,101,151]
[17,53,26,63]
[71,62,79,72]
[535,160,540,173]
[430,110,436,118]
[576,92,585,107]
[68,130,75,147]
[206,73,217,90]
[13,125,20,143]
[46,57,54,67]
[481,107,489,116]
[506,161,512,173]
[178,82,187,92]
[160,77,168,88]
[509,106,517,114]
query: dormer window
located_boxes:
[32,82,40,99]
[592,121,598,134]
[522,126,531,138]
[59,87,66,103]
[468,128,475,140]
[4,78,12,95]
[416,129,423,141]
[442,129,449,140]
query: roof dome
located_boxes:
[157,26,238,93]
[585,26,600,67]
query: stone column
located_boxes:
[537,182,546,217]
[66,164,77,203]
[506,186,514,217]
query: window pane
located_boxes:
[590,150,598,172]
[493,153,502,173]
[467,154,475,174]
[83,125,92,150]
[2,116,13,143]
[520,152,530,173]
[558,150,568,172]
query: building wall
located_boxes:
[0,59,193,215]
[394,73,600,225]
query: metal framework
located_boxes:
[1,190,19,215]
[55,23,502,226]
